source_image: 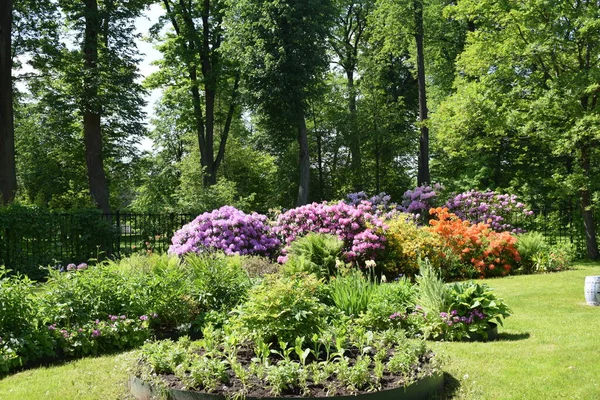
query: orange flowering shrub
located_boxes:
[427,208,521,278]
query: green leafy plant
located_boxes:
[415,258,451,316]
[0,268,53,374]
[184,253,253,312]
[232,273,329,344]
[516,232,548,273]
[283,233,344,279]
[357,278,416,331]
[329,267,377,317]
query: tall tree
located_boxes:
[0,0,16,204]
[226,0,335,206]
[370,0,441,186]
[149,0,240,187]
[82,0,110,212]
[413,0,429,186]
[436,0,600,258]
[329,0,373,191]
[28,0,148,212]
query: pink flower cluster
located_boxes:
[168,206,280,257]
[273,201,387,263]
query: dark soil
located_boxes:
[138,343,439,398]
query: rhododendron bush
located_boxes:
[273,201,387,263]
[168,206,280,257]
[401,183,444,216]
[427,208,521,278]
[445,190,533,233]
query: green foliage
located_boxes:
[38,255,197,332]
[0,268,53,374]
[328,268,377,317]
[225,0,336,130]
[447,281,512,328]
[517,233,575,274]
[183,253,253,312]
[232,274,329,344]
[136,324,441,397]
[530,242,575,273]
[283,233,344,279]
[357,278,416,331]
[516,232,548,274]
[139,338,191,375]
[415,259,451,316]
[432,0,600,257]
[238,255,280,279]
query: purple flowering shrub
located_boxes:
[445,190,534,233]
[401,184,444,216]
[345,192,399,218]
[168,206,280,257]
[273,201,387,264]
[48,314,153,358]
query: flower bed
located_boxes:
[131,332,443,399]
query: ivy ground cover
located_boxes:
[1,262,598,400]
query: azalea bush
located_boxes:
[168,206,280,257]
[428,208,520,278]
[273,201,386,264]
[445,190,533,233]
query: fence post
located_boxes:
[115,210,121,259]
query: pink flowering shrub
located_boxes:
[273,201,387,263]
[168,206,280,257]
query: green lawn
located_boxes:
[0,351,136,400]
[432,262,600,399]
[1,263,599,400]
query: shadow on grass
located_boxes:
[495,332,530,341]
[427,372,460,400]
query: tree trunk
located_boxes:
[580,145,599,259]
[346,69,362,191]
[83,0,110,213]
[316,131,324,201]
[297,112,310,206]
[414,0,430,186]
[0,0,16,205]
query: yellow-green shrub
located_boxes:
[380,214,446,278]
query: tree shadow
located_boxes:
[427,372,460,400]
[495,332,530,342]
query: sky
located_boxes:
[135,4,164,151]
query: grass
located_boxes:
[432,262,600,399]
[0,351,136,400]
[1,263,599,399]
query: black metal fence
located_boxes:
[0,207,590,280]
[0,210,197,280]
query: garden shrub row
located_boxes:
[0,253,265,375]
[169,200,573,281]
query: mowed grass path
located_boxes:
[0,263,599,399]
